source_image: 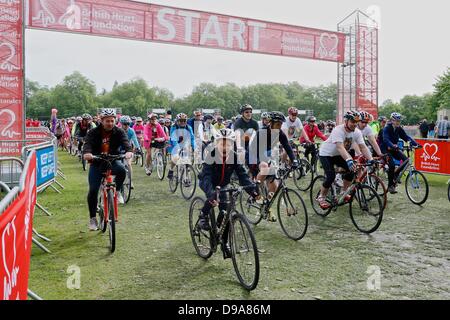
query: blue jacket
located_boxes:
[169,124,196,152]
[126,127,141,150]
[381,123,417,153]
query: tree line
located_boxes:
[26,68,449,124]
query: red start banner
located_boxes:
[28,0,346,62]
[0,0,24,156]
[0,152,37,300]
[415,139,450,175]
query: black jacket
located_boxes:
[248,127,295,165]
[199,151,256,200]
[82,125,131,157]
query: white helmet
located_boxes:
[100,108,116,119]
[213,128,236,143]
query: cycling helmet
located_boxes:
[344,111,361,122]
[240,104,253,114]
[213,128,236,143]
[158,118,165,124]
[288,107,298,116]
[82,113,92,120]
[120,116,132,125]
[204,114,214,121]
[391,112,403,121]
[131,116,136,121]
[136,117,143,122]
[269,111,286,123]
[359,111,371,122]
[307,116,317,123]
[261,112,270,119]
[378,116,388,122]
[148,113,157,120]
[76,116,82,121]
[100,108,116,119]
[217,116,224,121]
[176,113,188,121]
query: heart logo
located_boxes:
[2,217,19,300]
[0,109,21,138]
[0,42,19,72]
[318,33,339,59]
[422,143,440,162]
[32,0,56,27]
[58,0,81,30]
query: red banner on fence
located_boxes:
[0,152,37,300]
[0,0,24,156]
[28,0,346,62]
[415,139,450,175]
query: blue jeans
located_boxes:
[87,161,126,218]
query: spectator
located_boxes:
[435,116,450,139]
[419,119,429,138]
[428,121,436,138]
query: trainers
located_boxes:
[145,167,152,176]
[221,242,232,259]
[198,214,211,231]
[388,186,398,194]
[316,196,330,210]
[89,218,98,231]
[117,193,125,204]
[267,209,277,222]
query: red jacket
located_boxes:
[300,124,328,143]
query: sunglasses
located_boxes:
[244,111,252,114]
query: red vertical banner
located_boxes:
[0,151,36,300]
[0,0,24,156]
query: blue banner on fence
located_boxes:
[36,146,56,187]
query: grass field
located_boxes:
[28,152,450,300]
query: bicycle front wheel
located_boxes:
[229,213,260,291]
[293,159,313,191]
[277,188,308,241]
[405,170,429,206]
[239,191,263,226]
[107,189,116,253]
[349,184,383,234]
[122,165,132,204]
[189,197,213,259]
[168,167,179,193]
[156,151,166,180]
[180,165,197,200]
[365,174,388,210]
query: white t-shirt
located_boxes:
[282,117,303,138]
[357,125,375,138]
[319,124,365,157]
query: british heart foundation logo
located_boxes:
[2,217,20,300]
[421,143,440,162]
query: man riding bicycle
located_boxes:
[249,111,299,221]
[83,108,133,231]
[281,107,312,164]
[119,116,142,186]
[75,113,96,156]
[198,128,260,258]
[300,116,328,165]
[167,113,196,180]
[352,111,384,158]
[380,112,421,194]
[316,111,374,210]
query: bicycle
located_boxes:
[169,148,197,200]
[121,156,132,204]
[289,140,314,191]
[240,165,308,241]
[189,184,260,290]
[77,137,87,171]
[355,157,388,210]
[310,162,384,234]
[387,145,429,206]
[93,154,126,253]
[133,148,144,167]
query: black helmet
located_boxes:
[344,111,361,122]
[204,114,214,121]
[269,111,286,123]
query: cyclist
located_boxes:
[281,107,312,165]
[259,112,271,128]
[133,117,145,148]
[381,112,421,194]
[198,128,260,258]
[83,109,133,231]
[120,116,142,184]
[325,120,336,136]
[234,104,259,164]
[144,113,168,176]
[352,111,384,158]
[249,111,299,221]
[75,113,95,156]
[167,113,196,180]
[316,111,374,210]
[300,116,328,164]
[213,116,226,130]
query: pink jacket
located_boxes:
[144,123,167,143]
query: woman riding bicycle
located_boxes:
[144,113,168,176]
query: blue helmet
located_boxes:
[390,112,403,121]
[120,115,132,125]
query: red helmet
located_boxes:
[288,107,298,116]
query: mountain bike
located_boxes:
[93,154,126,253]
[310,161,384,234]
[189,184,260,290]
[169,148,197,200]
[240,165,308,241]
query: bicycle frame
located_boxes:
[100,169,118,224]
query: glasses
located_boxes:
[179,120,187,123]
[244,111,252,114]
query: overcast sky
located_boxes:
[25,0,450,103]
